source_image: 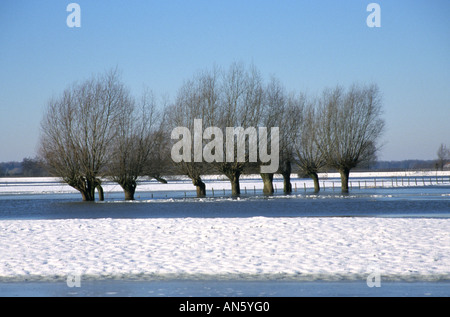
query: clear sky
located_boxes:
[0,0,449,162]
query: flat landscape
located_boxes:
[1,172,449,294]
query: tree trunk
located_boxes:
[228,172,241,197]
[124,187,136,200]
[80,191,89,201]
[121,181,137,200]
[309,172,320,193]
[281,172,292,194]
[339,167,350,193]
[81,189,95,201]
[192,177,206,197]
[96,184,104,201]
[196,182,206,197]
[79,178,96,201]
[280,160,292,194]
[260,173,274,195]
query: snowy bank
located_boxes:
[0,217,449,282]
[1,171,450,196]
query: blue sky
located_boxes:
[0,0,449,162]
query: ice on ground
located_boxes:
[0,217,448,282]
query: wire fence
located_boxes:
[289,175,450,193]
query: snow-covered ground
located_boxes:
[1,171,449,195]
[0,172,449,283]
[0,217,449,282]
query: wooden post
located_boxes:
[212,188,214,197]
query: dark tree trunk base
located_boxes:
[309,172,320,193]
[282,172,292,194]
[229,172,241,197]
[340,168,350,194]
[261,173,274,195]
[192,177,206,198]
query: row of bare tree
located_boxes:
[39,65,384,201]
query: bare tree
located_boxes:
[259,76,294,194]
[108,90,164,200]
[39,69,125,201]
[166,67,221,197]
[436,143,449,171]
[317,84,384,193]
[291,94,327,193]
[214,62,264,196]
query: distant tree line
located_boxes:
[436,143,450,171]
[1,158,443,178]
[0,157,49,177]
[37,65,386,201]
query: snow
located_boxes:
[0,217,449,282]
[0,173,449,283]
[1,171,449,195]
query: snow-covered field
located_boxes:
[0,172,449,283]
[1,171,449,195]
[0,217,449,282]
